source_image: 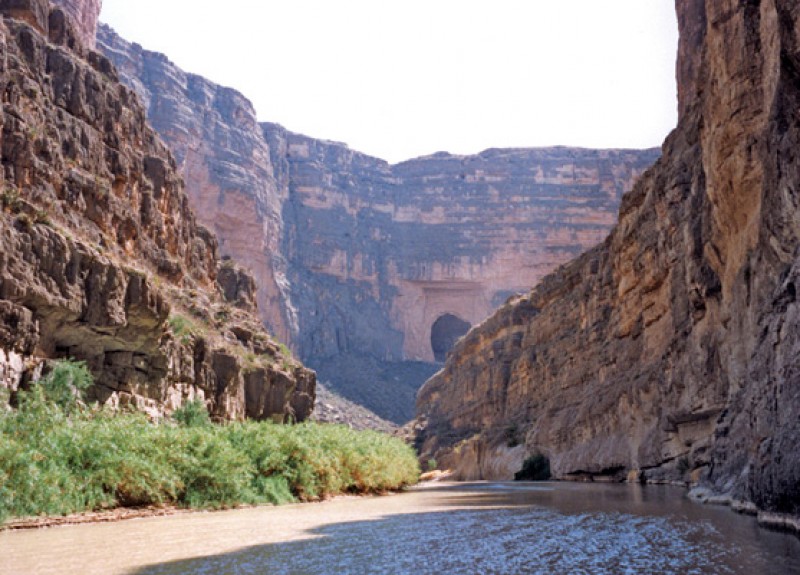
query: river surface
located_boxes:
[2,482,799,574]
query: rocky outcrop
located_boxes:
[312,381,397,434]
[94,22,657,423]
[0,1,314,421]
[415,0,800,520]
[96,25,294,345]
[48,0,98,48]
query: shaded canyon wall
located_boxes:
[415,0,800,521]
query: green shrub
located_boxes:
[514,454,551,481]
[34,209,51,226]
[1,187,21,213]
[34,359,92,413]
[173,427,255,508]
[168,313,204,344]
[0,386,420,523]
[172,400,211,427]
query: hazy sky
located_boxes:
[99,1,679,164]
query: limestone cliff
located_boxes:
[415,0,800,521]
[0,0,314,421]
[265,123,658,421]
[48,0,98,48]
[96,24,293,345]
[94,22,657,423]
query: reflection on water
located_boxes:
[2,482,799,575]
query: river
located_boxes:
[1,482,798,574]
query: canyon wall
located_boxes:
[49,0,98,48]
[415,0,800,520]
[97,25,294,344]
[265,123,658,419]
[0,0,314,421]
[95,22,658,422]
[266,125,657,364]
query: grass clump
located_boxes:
[35,359,92,413]
[1,187,21,213]
[0,370,420,524]
[167,313,205,344]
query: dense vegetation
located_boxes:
[0,361,419,524]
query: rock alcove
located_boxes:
[430,314,471,363]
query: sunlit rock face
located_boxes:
[96,25,295,346]
[0,0,315,422]
[265,123,657,420]
[49,0,100,48]
[415,0,800,520]
[93,15,657,422]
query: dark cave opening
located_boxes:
[430,314,471,363]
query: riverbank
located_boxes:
[689,486,800,536]
[0,490,410,532]
[0,373,419,525]
[1,482,443,532]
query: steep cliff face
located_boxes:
[94,21,657,423]
[266,125,657,364]
[0,0,314,421]
[415,0,800,520]
[96,25,293,344]
[264,124,657,420]
[48,0,98,48]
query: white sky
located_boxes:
[99,1,679,164]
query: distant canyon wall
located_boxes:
[415,0,800,521]
[93,17,658,420]
[265,124,658,364]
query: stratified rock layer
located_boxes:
[265,125,657,421]
[48,0,98,48]
[415,0,800,520]
[265,126,658,364]
[97,25,293,344]
[96,20,657,423]
[0,1,314,421]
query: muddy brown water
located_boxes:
[1,482,799,574]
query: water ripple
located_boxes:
[140,504,778,575]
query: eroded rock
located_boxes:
[95,22,657,422]
[414,0,800,521]
[0,0,315,422]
